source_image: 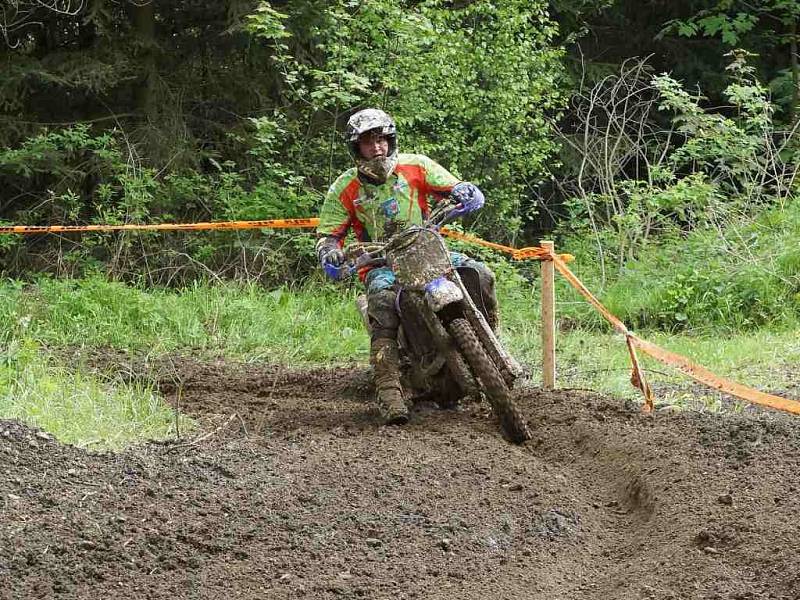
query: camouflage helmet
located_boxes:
[345,108,398,183]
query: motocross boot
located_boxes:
[370,337,409,425]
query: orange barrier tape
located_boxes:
[0,218,321,235]
[0,218,576,263]
[440,228,575,262]
[543,250,653,409]
[626,335,654,412]
[548,253,629,334]
[547,251,800,416]
[630,336,800,415]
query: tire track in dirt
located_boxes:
[525,388,800,599]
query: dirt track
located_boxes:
[2,358,800,599]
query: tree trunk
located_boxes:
[791,19,799,128]
[132,2,156,123]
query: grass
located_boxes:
[493,274,800,405]
[0,273,798,448]
[0,339,191,449]
[0,277,368,362]
[523,327,800,405]
[555,199,800,332]
[0,277,370,448]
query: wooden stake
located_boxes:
[541,240,556,389]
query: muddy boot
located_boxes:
[370,338,409,425]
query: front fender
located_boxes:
[424,276,463,312]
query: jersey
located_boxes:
[316,153,460,243]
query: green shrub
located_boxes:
[558,199,800,331]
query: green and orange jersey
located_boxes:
[316,153,460,243]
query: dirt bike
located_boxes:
[343,203,532,444]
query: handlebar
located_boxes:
[332,198,460,280]
[427,199,460,229]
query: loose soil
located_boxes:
[2,357,800,599]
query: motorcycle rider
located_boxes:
[316,108,497,425]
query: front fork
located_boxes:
[446,271,522,387]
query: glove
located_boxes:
[448,182,485,218]
[321,248,346,280]
[321,247,345,268]
[316,236,347,280]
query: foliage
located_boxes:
[661,1,800,121]
[246,0,566,241]
[0,122,320,284]
[560,198,800,332]
[0,0,565,278]
[1,0,798,339]
[550,0,800,143]
[553,54,798,288]
[663,1,800,48]
[653,51,797,203]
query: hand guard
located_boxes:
[448,182,485,218]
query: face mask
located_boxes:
[356,154,398,184]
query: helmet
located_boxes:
[345,108,398,183]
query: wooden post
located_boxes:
[541,240,556,389]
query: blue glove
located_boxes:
[448,182,485,218]
[321,248,347,280]
[324,262,348,280]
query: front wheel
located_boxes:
[446,318,531,444]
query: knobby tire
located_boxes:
[446,318,531,444]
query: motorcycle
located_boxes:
[342,203,532,444]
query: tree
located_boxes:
[0,0,566,279]
[662,1,800,125]
[248,0,565,241]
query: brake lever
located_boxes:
[435,206,462,229]
[427,210,459,231]
[426,199,460,230]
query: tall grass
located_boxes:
[0,277,368,363]
[558,199,800,331]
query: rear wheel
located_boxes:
[440,350,479,407]
[446,318,531,444]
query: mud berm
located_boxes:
[2,355,799,599]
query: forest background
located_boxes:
[0,0,799,444]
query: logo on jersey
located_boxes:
[382,197,399,218]
[354,189,372,208]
